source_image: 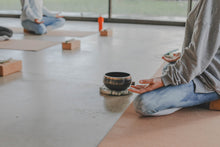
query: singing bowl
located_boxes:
[103,72,132,91]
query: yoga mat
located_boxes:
[98,63,220,147]
[10,27,96,37]
[0,39,59,51]
[46,30,96,37]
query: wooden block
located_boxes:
[100,29,112,36]
[0,60,22,76]
[62,39,81,50]
[209,99,220,110]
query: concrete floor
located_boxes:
[0,18,184,147]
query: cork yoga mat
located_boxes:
[98,63,220,147]
[11,27,96,37]
[0,39,59,51]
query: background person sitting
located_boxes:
[20,0,65,35]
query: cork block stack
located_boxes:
[0,60,22,76]
[62,39,81,50]
[100,29,112,36]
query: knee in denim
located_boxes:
[60,18,66,23]
[35,25,47,35]
[57,18,66,27]
[133,94,158,116]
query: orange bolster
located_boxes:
[209,99,220,110]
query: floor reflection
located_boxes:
[0,72,22,85]
[103,95,131,113]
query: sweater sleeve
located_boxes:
[162,0,220,86]
[43,6,56,17]
[22,0,38,22]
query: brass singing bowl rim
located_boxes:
[104,72,131,80]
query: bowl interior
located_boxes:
[105,72,130,78]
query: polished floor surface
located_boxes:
[0,18,184,147]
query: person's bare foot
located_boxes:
[23,29,39,34]
[23,29,30,33]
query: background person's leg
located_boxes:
[42,16,65,31]
[22,20,47,35]
[134,81,220,116]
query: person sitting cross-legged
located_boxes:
[20,0,65,35]
[129,0,220,116]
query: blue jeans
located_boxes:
[22,16,65,35]
[134,81,220,116]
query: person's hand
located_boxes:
[56,14,64,18]
[128,77,164,94]
[34,19,44,24]
[162,52,181,63]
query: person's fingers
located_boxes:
[171,56,180,62]
[162,55,180,63]
[144,85,154,92]
[139,79,153,84]
[162,56,167,61]
[35,21,44,24]
[165,58,176,62]
[56,14,64,18]
[173,52,181,56]
[128,88,145,94]
[175,56,180,60]
[130,85,146,89]
[162,56,172,62]
[136,85,147,89]
[57,16,64,18]
[128,85,152,94]
[130,85,139,89]
[162,52,181,62]
[129,77,164,94]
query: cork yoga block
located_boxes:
[62,39,81,50]
[209,99,220,110]
[100,29,112,36]
[0,60,22,76]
